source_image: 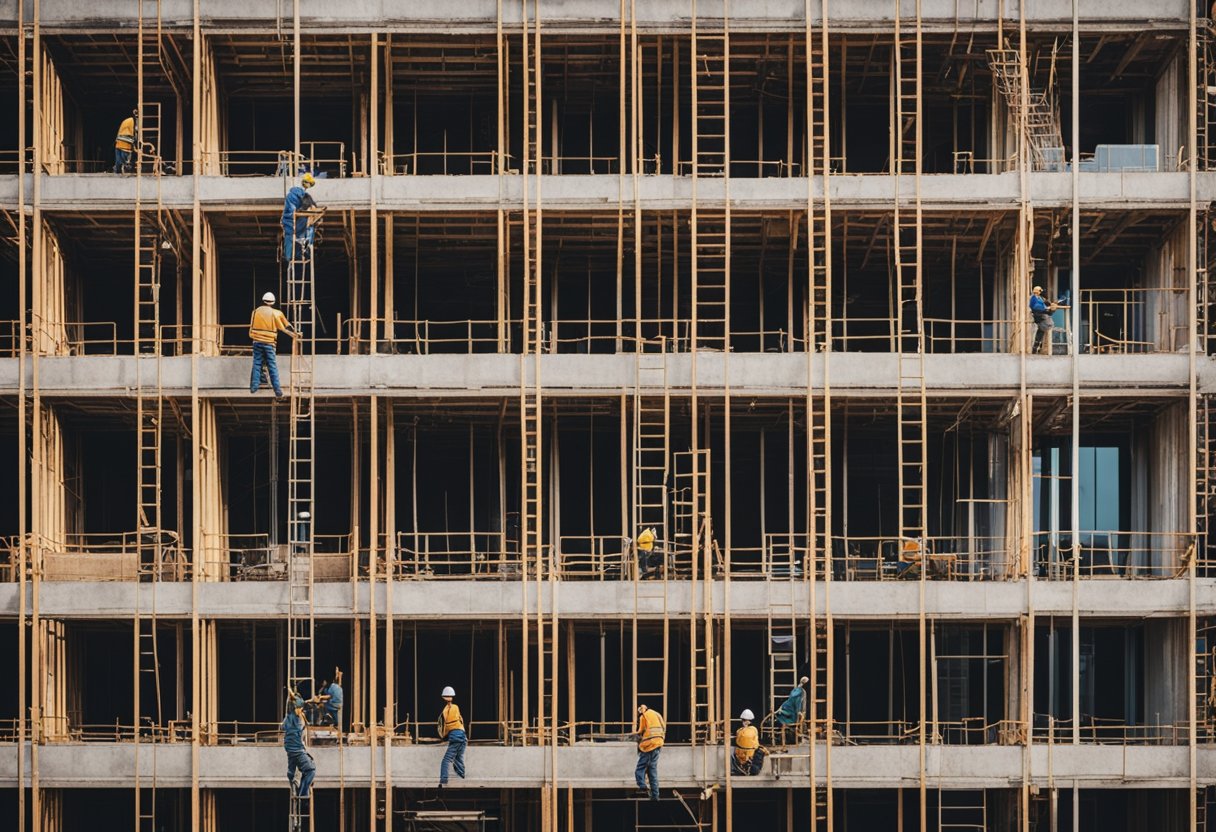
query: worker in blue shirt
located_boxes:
[282,173,319,262]
[282,695,316,798]
[312,667,344,730]
[1030,285,1058,354]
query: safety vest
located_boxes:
[439,703,464,738]
[249,305,289,345]
[636,708,665,752]
[734,724,759,764]
[115,117,136,151]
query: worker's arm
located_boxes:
[276,310,298,338]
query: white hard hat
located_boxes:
[262,292,276,303]
[442,686,456,697]
[298,511,310,520]
[740,709,754,721]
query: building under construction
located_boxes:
[4,0,1216,829]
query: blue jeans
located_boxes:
[635,748,660,799]
[283,218,314,262]
[440,729,466,784]
[287,749,315,797]
[114,148,132,173]
[250,342,282,395]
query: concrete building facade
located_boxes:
[1,0,1215,829]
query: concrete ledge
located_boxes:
[0,578,1208,619]
[0,742,1209,789]
[0,353,1205,397]
[2,0,1192,30]
[2,171,1212,213]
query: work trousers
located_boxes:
[1032,312,1054,354]
[731,748,767,776]
[282,218,314,262]
[114,148,132,173]
[286,750,315,797]
[440,729,467,784]
[250,342,282,395]
[635,748,661,800]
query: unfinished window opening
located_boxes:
[837,34,996,175]
[214,620,348,736]
[210,211,353,356]
[1034,618,1186,744]
[0,36,19,173]
[392,406,506,577]
[40,620,192,739]
[382,214,499,354]
[211,36,367,177]
[834,399,1012,580]
[1032,399,1188,578]
[221,405,353,582]
[833,212,1012,353]
[833,621,1013,746]
[1033,788,1189,832]
[38,213,188,356]
[58,789,189,832]
[1058,33,1186,171]
[40,405,189,581]
[39,35,191,174]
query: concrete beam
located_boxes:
[1,172,1210,214]
[0,353,1205,398]
[0,578,1209,620]
[1,0,1191,31]
[1,742,1209,789]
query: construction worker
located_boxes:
[438,685,466,787]
[633,704,665,801]
[316,667,343,730]
[636,527,663,579]
[249,292,296,398]
[282,695,316,799]
[1030,285,1057,355]
[775,676,809,741]
[732,709,766,776]
[282,173,319,262]
[113,109,137,173]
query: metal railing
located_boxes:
[1033,530,1192,579]
[40,530,188,581]
[1032,713,1190,745]
[206,144,349,178]
[218,532,354,582]
[1079,287,1189,354]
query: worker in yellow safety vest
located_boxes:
[437,685,466,787]
[731,709,767,776]
[636,527,664,579]
[633,704,665,800]
[113,109,137,173]
[249,292,297,398]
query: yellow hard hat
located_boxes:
[637,528,655,550]
[301,172,316,188]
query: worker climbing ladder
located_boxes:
[691,0,729,351]
[285,209,319,832]
[133,3,164,829]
